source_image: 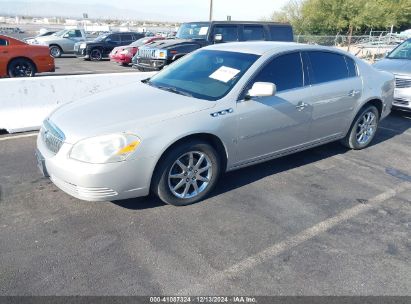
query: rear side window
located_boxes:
[0,38,8,46]
[345,56,358,77]
[269,26,293,41]
[121,34,133,42]
[306,51,349,84]
[253,52,303,92]
[213,25,239,42]
[243,25,265,41]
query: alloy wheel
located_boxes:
[356,111,377,145]
[168,151,213,199]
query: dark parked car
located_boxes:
[132,21,293,71]
[74,32,145,61]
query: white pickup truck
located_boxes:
[29,29,87,58]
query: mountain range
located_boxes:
[0,1,178,21]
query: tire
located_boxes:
[341,105,380,150]
[121,62,129,67]
[152,141,221,206]
[49,45,62,58]
[90,48,103,61]
[8,58,36,77]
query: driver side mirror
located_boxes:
[214,34,223,43]
[245,82,277,100]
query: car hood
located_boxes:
[49,81,215,144]
[34,35,61,42]
[373,59,411,76]
[142,38,201,49]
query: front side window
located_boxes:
[176,22,210,40]
[74,30,82,37]
[67,30,78,38]
[243,26,265,41]
[0,38,8,46]
[306,51,350,84]
[108,34,121,43]
[213,26,239,42]
[147,50,260,101]
[252,52,304,92]
[388,39,411,60]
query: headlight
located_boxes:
[70,134,141,164]
[80,43,87,48]
[155,49,167,59]
[120,49,130,55]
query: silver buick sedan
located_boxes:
[36,42,394,206]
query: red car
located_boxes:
[109,36,164,66]
[0,35,55,78]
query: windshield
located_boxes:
[130,37,150,47]
[176,22,210,40]
[388,40,411,60]
[147,50,260,101]
[53,30,66,37]
[94,33,110,42]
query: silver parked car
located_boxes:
[36,42,394,206]
[374,38,411,111]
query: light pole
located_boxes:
[209,0,213,21]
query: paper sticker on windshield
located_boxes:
[199,27,209,35]
[209,66,241,83]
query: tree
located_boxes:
[271,0,411,35]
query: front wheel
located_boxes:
[341,105,380,149]
[152,141,221,206]
[49,45,62,58]
[90,48,103,61]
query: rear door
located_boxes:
[303,51,362,141]
[269,25,293,41]
[241,25,266,41]
[235,51,312,165]
[0,37,9,76]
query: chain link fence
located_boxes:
[294,33,405,62]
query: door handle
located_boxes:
[348,90,361,97]
[2,51,8,54]
[296,101,308,111]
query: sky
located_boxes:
[0,0,290,21]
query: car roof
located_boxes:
[204,41,349,56]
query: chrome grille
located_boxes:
[138,48,156,59]
[41,120,65,154]
[395,76,411,88]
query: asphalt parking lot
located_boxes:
[0,110,410,296]
[40,56,139,76]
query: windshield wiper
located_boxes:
[158,85,193,97]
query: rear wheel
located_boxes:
[152,141,221,206]
[8,59,36,77]
[341,105,380,149]
[90,48,103,61]
[49,45,62,58]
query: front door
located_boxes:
[234,52,312,166]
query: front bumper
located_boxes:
[393,87,411,110]
[74,48,89,59]
[132,57,168,71]
[36,135,156,202]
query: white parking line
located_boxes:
[379,126,411,136]
[177,181,411,295]
[0,133,38,141]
